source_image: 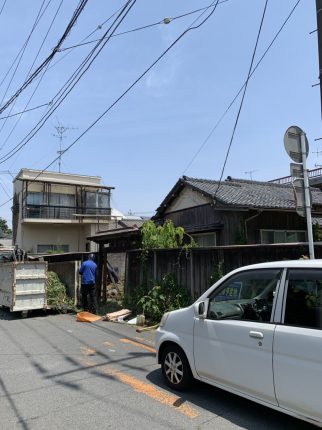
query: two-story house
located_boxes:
[12,169,114,254]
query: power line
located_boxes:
[0,0,7,17]
[0,0,53,92]
[0,2,123,100]
[0,170,15,175]
[30,2,221,181]
[58,0,229,52]
[0,178,11,198]
[58,20,169,51]
[0,1,140,207]
[0,0,138,164]
[182,0,301,174]
[0,0,221,208]
[0,102,50,120]
[0,1,230,163]
[0,0,64,151]
[0,0,89,116]
[0,0,49,110]
[213,0,269,197]
[38,4,127,76]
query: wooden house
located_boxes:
[153,176,322,246]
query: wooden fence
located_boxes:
[125,243,322,300]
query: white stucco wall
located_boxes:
[165,187,210,213]
[20,223,89,254]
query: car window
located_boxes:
[284,269,322,329]
[207,269,282,322]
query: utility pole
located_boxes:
[316,0,322,119]
[52,121,77,173]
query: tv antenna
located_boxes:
[52,120,77,172]
[244,169,257,180]
[313,148,322,158]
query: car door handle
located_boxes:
[249,331,264,339]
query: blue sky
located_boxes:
[0,0,319,227]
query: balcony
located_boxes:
[23,204,111,220]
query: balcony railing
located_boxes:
[270,167,322,185]
[23,205,111,220]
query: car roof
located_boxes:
[233,259,322,271]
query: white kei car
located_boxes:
[155,260,322,427]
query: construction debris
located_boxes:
[76,311,101,322]
[102,309,131,321]
[136,314,145,326]
[136,324,159,333]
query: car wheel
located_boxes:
[161,344,193,390]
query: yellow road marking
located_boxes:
[134,336,155,345]
[79,358,198,419]
[80,346,96,356]
[119,338,156,353]
[103,366,198,419]
[103,341,114,347]
[113,371,198,418]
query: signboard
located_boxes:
[284,126,309,163]
[293,178,311,218]
[284,125,314,258]
[290,162,303,179]
[293,178,305,217]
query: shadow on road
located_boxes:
[146,369,316,430]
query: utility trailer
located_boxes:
[0,247,47,312]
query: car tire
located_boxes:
[161,344,193,390]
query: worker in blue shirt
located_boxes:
[79,254,98,314]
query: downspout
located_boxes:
[244,210,262,243]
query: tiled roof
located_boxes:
[119,219,146,229]
[183,176,322,210]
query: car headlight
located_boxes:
[159,312,170,327]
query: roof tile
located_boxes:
[183,176,322,209]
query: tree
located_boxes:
[141,220,195,252]
[0,218,12,235]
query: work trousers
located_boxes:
[81,283,98,315]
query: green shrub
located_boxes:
[122,283,149,315]
[137,273,192,323]
[46,271,76,312]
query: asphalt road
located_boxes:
[0,307,316,430]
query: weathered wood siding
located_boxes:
[125,243,322,299]
[158,205,310,246]
[162,204,223,232]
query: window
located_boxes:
[98,192,109,208]
[26,192,43,205]
[193,232,217,247]
[37,244,69,254]
[85,191,110,213]
[49,193,75,207]
[207,269,282,322]
[260,229,306,244]
[25,192,43,218]
[284,269,322,329]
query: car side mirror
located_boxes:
[194,299,209,319]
